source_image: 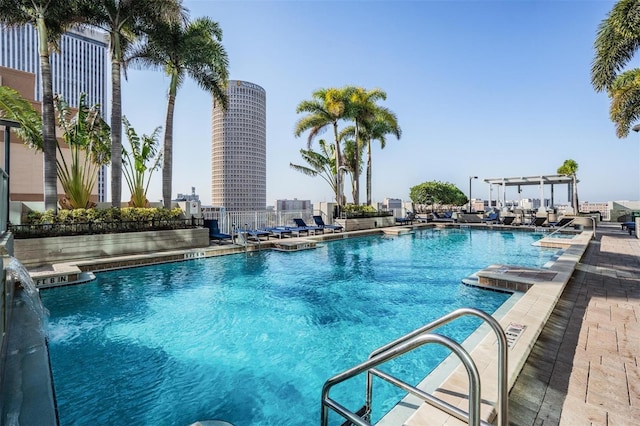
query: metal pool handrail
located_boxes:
[320,307,508,426]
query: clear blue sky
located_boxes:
[120,0,640,207]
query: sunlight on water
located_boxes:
[42,229,557,426]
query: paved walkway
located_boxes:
[509,223,640,425]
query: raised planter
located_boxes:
[14,228,210,268]
[335,216,395,232]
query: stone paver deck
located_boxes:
[509,224,640,425]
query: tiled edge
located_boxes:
[399,232,591,425]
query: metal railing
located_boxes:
[202,210,329,235]
[321,307,508,426]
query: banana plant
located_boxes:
[121,117,162,208]
[0,88,111,209]
[54,94,111,209]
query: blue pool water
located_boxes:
[42,229,556,426]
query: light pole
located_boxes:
[469,176,478,213]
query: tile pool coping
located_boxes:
[21,223,590,425]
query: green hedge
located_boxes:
[25,207,184,225]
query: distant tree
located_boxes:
[409,181,467,209]
[0,0,83,211]
[289,140,339,202]
[129,16,229,209]
[557,159,579,213]
[591,0,640,137]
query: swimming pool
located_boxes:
[42,228,557,425]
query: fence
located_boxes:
[202,210,323,234]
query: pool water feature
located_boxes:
[42,229,557,426]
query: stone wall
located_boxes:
[14,228,210,267]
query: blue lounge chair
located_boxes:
[622,221,636,235]
[204,219,232,243]
[396,211,415,225]
[312,215,343,232]
[262,227,293,239]
[432,212,455,222]
[482,211,500,224]
[292,218,323,235]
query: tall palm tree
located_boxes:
[129,17,229,209]
[592,0,640,137]
[0,0,82,211]
[362,109,401,206]
[557,159,579,214]
[343,87,387,205]
[80,0,186,208]
[295,87,350,206]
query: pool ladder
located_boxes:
[320,307,508,426]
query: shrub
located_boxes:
[24,207,183,225]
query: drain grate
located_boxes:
[505,322,527,348]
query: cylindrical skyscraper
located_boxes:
[211,80,266,211]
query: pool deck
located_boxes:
[14,222,640,425]
[396,222,639,425]
[508,223,640,425]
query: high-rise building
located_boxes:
[211,80,266,211]
[0,24,109,201]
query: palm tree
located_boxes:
[0,0,82,211]
[592,0,640,137]
[129,17,229,209]
[80,0,186,208]
[608,69,640,137]
[343,87,387,205]
[295,87,350,206]
[289,140,339,201]
[557,159,579,214]
[360,108,401,206]
[341,136,361,204]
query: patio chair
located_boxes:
[396,211,415,225]
[262,227,293,239]
[292,218,323,235]
[482,211,500,224]
[622,221,636,235]
[204,219,232,244]
[432,212,455,222]
[501,216,516,225]
[312,215,343,232]
[528,216,547,227]
[549,217,574,228]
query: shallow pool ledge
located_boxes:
[397,232,591,426]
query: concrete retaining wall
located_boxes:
[335,216,395,232]
[14,228,210,267]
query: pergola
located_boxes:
[483,174,574,211]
